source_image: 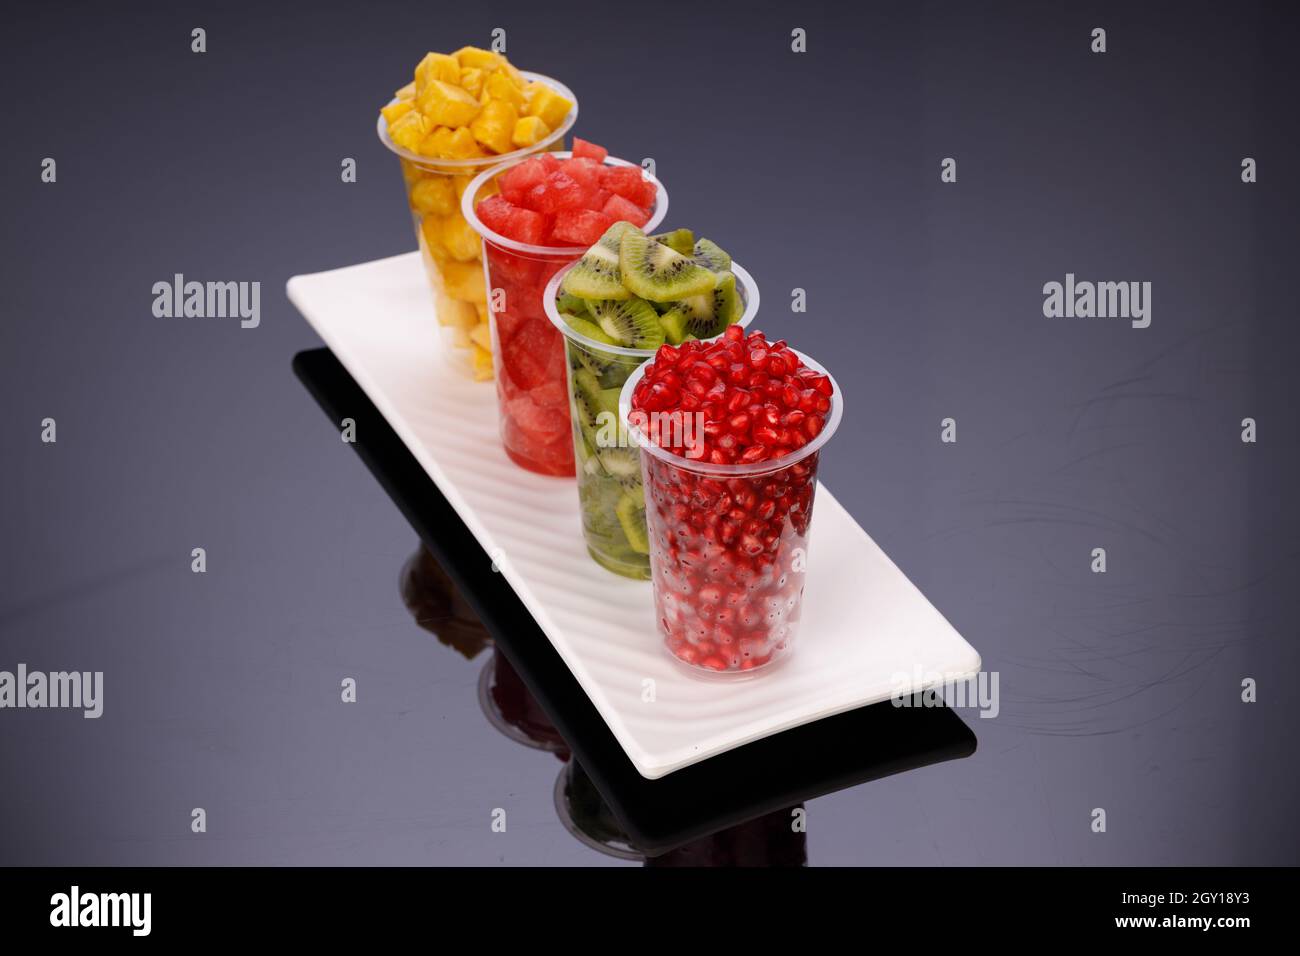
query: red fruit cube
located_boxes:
[475,194,518,235]
[571,138,608,163]
[536,152,561,174]
[600,164,655,204]
[560,156,603,194]
[552,208,615,246]
[534,170,596,213]
[602,193,651,228]
[493,205,546,247]
[497,156,549,205]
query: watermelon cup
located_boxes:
[462,152,668,477]
[376,72,578,382]
[619,338,842,676]
[542,260,759,580]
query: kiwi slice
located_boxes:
[563,313,617,345]
[556,291,591,316]
[618,230,717,302]
[692,237,731,273]
[587,297,665,349]
[651,228,695,256]
[658,271,742,341]
[562,222,636,300]
[615,492,650,554]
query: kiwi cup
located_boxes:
[543,260,759,580]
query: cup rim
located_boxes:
[461,152,669,257]
[376,70,579,172]
[618,345,843,477]
[542,260,761,358]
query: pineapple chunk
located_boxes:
[437,294,478,330]
[525,84,573,129]
[446,126,484,159]
[388,109,430,151]
[452,174,477,202]
[415,52,461,95]
[442,214,481,261]
[459,67,484,98]
[417,126,456,158]
[471,344,494,380]
[381,99,414,126]
[418,80,481,128]
[443,260,486,303]
[394,81,416,100]
[470,98,518,154]
[455,47,501,70]
[420,215,447,257]
[497,60,527,89]
[470,322,492,352]
[511,115,550,149]
[485,71,525,107]
[408,175,457,216]
[474,302,490,326]
[453,326,474,348]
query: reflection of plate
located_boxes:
[553,763,642,862]
[477,652,568,755]
[294,348,979,857]
[289,254,982,779]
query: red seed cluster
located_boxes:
[630,326,834,466]
[632,327,834,673]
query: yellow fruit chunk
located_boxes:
[381,99,414,126]
[498,60,527,89]
[437,293,478,330]
[447,126,484,159]
[417,126,455,157]
[443,261,486,303]
[474,303,490,326]
[470,99,518,155]
[485,71,525,107]
[418,80,481,128]
[388,109,430,151]
[454,46,502,71]
[511,115,550,149]
[470,322,492,352]
[408,175,457,216]
[459,67,484,98]
[420,215,447,257]
[443,214,481,261]
[471,344,493,380]
[453,326,473,348]
[415,52,461,94]
[394,81,416,100]
[525,84,573,129]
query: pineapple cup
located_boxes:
[378,72,578,381]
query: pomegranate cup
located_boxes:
[619,349,842,676]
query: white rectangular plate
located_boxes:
[288,252,981,779]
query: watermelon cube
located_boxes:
[531,170,596,213]
[498,156,548,205]
[601,193,651,228]
[571,138,608,163]
[561,156,602,193]
[477,195,548,244]
[552,208,615,246]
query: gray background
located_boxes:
[2,0,1297,865]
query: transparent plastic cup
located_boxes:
[376,72,578,382]
[543,262,759,579]
[462,153,668,477]
[619,348,842,675]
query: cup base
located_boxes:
[662,641,795,681]
[504,445,574,478]
[586,545,651,581]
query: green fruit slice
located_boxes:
[658,271,742,341]
[615,492,650,554]
[562,222,636,300]
[651,228,695,256]
[588,297,665,349]
[563,313,616,345]
[692,237,731,273]
[556,291,591,316]
[618,230,717,302]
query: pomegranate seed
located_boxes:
[724,325,744,342]
[728,412,751,435]
[781,384,802,408]
[767,355,788,377]
[740,445,768,463]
